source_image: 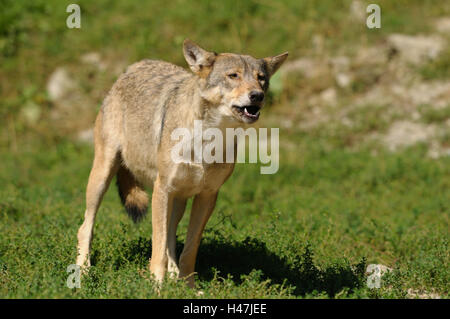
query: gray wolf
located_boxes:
[76,39,288,288]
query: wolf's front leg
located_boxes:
[149,176,174,283]
[179,191,218,288]
[167,198,187,277]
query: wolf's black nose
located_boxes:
[249,91,264,103]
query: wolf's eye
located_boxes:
[227,73,239,79]
[257,74,266,82]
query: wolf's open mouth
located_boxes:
[232,105,261,121]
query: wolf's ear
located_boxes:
[183,39,216,77]
[263,52,288,77]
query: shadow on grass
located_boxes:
[108,236,366,297]
[196,237,366,297]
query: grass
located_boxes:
[2,0,449,132]
[420,48,450,80]
[0,0,449,298]
[0,133,448,298]
[419,104,450,124]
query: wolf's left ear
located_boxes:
[263,52,289,77]
[183,39,216,77]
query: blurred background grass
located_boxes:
[0,0,449,298]
[1,0,449,145]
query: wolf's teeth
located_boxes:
[255,111,260,117]
[244,108,248,114]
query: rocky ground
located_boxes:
[275,14,449,159]
[43,13,449,162]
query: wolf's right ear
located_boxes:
[183,39,216,77]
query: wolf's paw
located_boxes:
[196,290,204,297]
[75,258,91,276]
[167,261,180,279]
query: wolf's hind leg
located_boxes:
[76,142,119,269]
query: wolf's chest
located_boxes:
[167,161,234,197]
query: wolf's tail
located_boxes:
[116,165,149,223]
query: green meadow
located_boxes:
[0,0,448,298]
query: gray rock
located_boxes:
[76,128,94,144]
[350,0,365,22]
[382,121,436,151]
[80,52,107,71]
[281,58,328,79]
[387,34,445,65]
[407,288,441,299]
[47,67,76,102]
[434,17,450,33]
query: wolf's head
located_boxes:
[183,39,288,125]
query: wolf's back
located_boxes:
[98,60,193,221]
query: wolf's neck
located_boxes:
[178,76,242,136]
[179,78,218,129]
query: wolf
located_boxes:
[75,39,288,288]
